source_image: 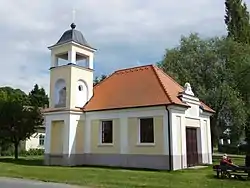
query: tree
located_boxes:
[225,0,250,44]
[0,87,30,156]
[94,74,108,86]
[158,34,249,147]
[0,90,44,159]
[28,84,49,108]
[0,90,9,155]
[0,90,7,101]
[225,0,250,153]
[0,86,30,105]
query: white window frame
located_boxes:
[39,134,45,146]
[138,117,155,145]
[99,120,114,146]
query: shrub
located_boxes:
[0,145,14,156]
[218,144,246,155]
[20,148,45,156]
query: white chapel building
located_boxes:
[43,22,215,170]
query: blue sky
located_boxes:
[0,0,248,93]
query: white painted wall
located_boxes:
[167,93,213,170]
[75,80,88,107]
[44,103,212,170]
[25,132,45,151]
[167,106,187,170]
[44,110,83,156]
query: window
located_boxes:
[140,118,154,143]
[39,134,45,146]
[57,86,66,107]
[78,85,83,91]
[101,121,113,144]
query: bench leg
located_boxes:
[221,171,226,179]
[225,172,231,179]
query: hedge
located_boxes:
[218,144,246,155]
[20,148,45,156]
[0,148,44,156]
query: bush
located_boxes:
[218,144,246,155]
[20,148,45,156]
[1,146,44,157]
[0,144,14,156]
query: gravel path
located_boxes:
[0,177,84,188]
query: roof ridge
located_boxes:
[153,65,214,112]
[151,65,174,103]
[114,64,152,73]
[93,64,152,88]
[153,65,185,90]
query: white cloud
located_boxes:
[0,0,246,93]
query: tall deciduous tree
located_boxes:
[158,34,249,147]
[0,88,44,159]
[0,88,26,154]
[225,0,250,153]
[225,0,250,44]
[94,74,108,86]
[0,90,9,155]
[28,84,49,108]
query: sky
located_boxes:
[0,0,249,94]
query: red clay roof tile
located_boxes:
[83,64,214,113]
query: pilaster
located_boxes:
[44,116,51,154]
[68,49,76,64]
[84,118,91,153]
[163,112,169,155]
[120,117,128,154]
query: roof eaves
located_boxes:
[48,40,97,51]
[200,102,216,113]
[83,104,168,112]
[204,109,216,114]
[166,102,190,109]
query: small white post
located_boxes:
[87,56,94,69]
[51,54,58,67]
[68,50,76,64]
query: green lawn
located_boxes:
[0,156,249,188]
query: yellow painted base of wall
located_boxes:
[50,120,64,154]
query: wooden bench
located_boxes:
[213,165,250,180]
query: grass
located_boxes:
[0,156,249,188]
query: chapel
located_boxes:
[43,23,214,170]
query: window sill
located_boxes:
[136,143,155,147]
[98,143,114,147]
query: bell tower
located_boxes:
[48,23,96,109]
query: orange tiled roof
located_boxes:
[83,65,214,113]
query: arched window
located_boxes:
[54,79,66,107]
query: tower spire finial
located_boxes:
[72,8,76,23]
[70,8,76,29]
